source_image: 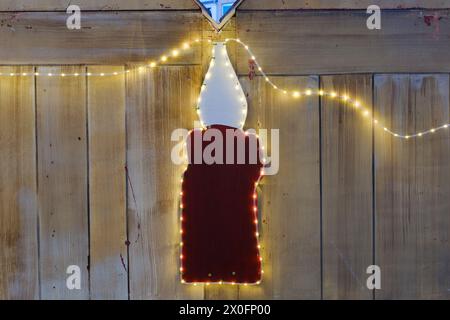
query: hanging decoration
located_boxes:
[179,42,263,286]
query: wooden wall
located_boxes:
[0,0,449,299]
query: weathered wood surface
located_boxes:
[36,66,89,299]
[374,74,450,299]
[0,1,199,11]
[236,10,450,75]
[239,76,322,299]
[0,11,203,65]
[126,66,204,299]
[0,66,38,299]
[87,66,128,299]
[239,0,450,10]
[321,75,374,299]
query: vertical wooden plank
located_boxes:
[37,66,89,299]
[0,67,38,299]
[374,74,450,299]
[239,76,321,299]
[321,74,373,299]
[127,66,204,299]
[88,66,128,300]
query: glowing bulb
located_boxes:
[138,66,144,72]
[254,219,258,224]
[292,91,301,98]
[384,127,388,131]
[255,232,259,237]
[354,101,360,108]
[22,73,28,76]
[363,110,369,117]
[342,95,349,101]
[305,89,312,96]
[431,128,435,133]
[87,73,92,76]
[100,73,105,77]
[444,124,449,128]
[150,62,156,68]
[161,55,168,62]
[318,90,324,96]
[34,72,40,76]
[180,254,183,259]
[182,42,190,50]
[253,194,257,199]
[418,133,423,137]
[179,267,183,272]
[172,49,179,57]
[331,92,337,98]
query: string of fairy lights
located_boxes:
[223,38,450,140]
[0,39,204,77]
[2,36,448,139]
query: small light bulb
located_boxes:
[22,73,28,76]
[431,128,435,133]
[75,73,80,76]
[331,92,337,98]
[305,89,312,96]
[183,42,190,50]
[48,73,53,77]
[342,95,349,101]
[150,62,156,68]
[34,72,40,76]
[100,73,105,77]
[172,50,179,57]
[363,110,369,117]
[318,90,324,96]
[418,133,423,137]
[354,101,360,108]
[161,55,168,62]
[292,91,300,98]
[444,124,449,128]
[61,73,66,77]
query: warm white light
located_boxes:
[292,91,300,98]
[172,49,179,57]
[161,55,168,62]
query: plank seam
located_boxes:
[318,76,324,300]
[34,66,42,300]
[86,65,92,300]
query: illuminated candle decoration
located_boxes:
[180,42,263,285]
